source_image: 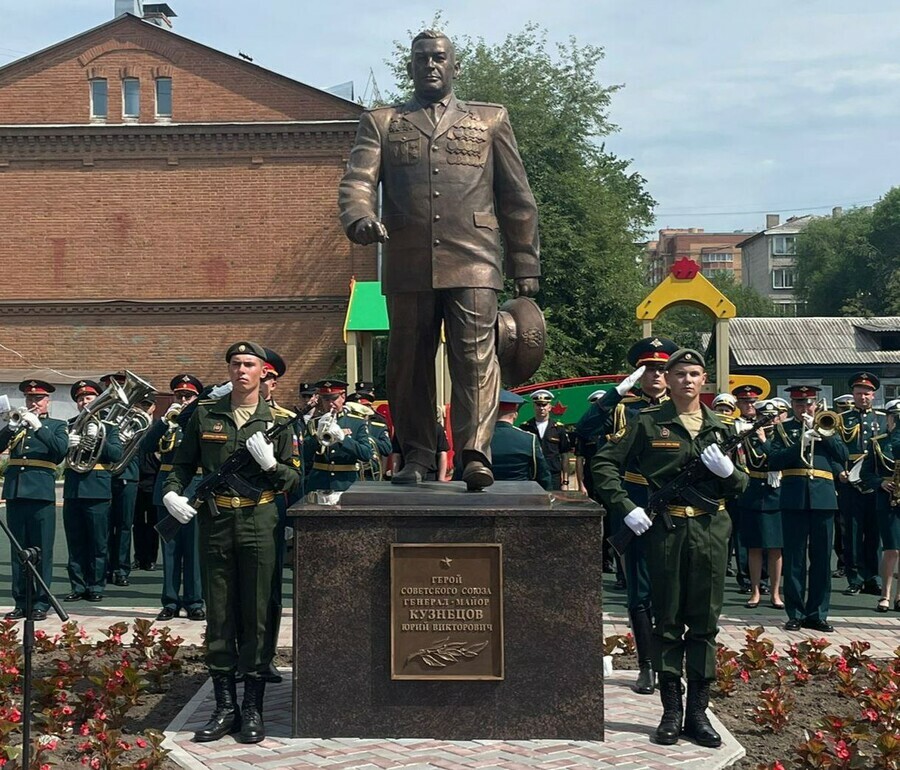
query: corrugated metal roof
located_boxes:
[723,317,900,366]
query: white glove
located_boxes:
[246,431,277,472]
[802,429,821,443]
[85,422,99,438]
[67,432,81,449]
[802,413,813,430]
[700,444,735,478]
[163,490,197,524]
[163,403,182,421]
[767,471,781,488]
[208,382,233,399]
[21,411,41,430]
[623,506,652,535]
[615,366,646,396]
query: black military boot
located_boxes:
[193,672,241,742]
[238,677,267,744]
[629,607,655,695]
[682,679,721,748]
[653,674,683,745]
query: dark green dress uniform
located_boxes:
[490,421,552,489]
[766,399,849,629]
[163,394,300,677]
[592,399,749,681]
[520,414,570,491]
[303,410,373,495]
[0,383,68,616]
[737,428,783,549]
[837,373,886,593]
[63,418,123,600]
[144,415,203,618]
[860,427,900,552]
[108,453,139,585]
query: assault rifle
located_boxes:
[608,410,776,558]
[155,406,307,543]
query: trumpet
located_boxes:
[162,401,184,426]
[4,406,36,428]
[315,410,345,447]
[800,399,841,466]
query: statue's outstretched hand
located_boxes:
[350,217,389,245]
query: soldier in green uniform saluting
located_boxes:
[592,349,749,747]
[163,342,301,745]
[580,335,678,696]
[0,380,68,620]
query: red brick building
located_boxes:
[644,229,747,286]
[0,11,372,414]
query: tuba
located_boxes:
[67,371,157,473]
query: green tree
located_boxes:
[869,187,900,314]
[383,19,655,379]
[794,207,877,315]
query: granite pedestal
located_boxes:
[288,480,605,740]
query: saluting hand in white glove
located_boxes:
[615,366,646,397]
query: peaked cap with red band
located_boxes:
[70,380,101,401]
[787,385,821,400]
[19,379,55,396]
[315,379,348,395]
[170,374,203,394]
[849,371,879,391]
[626,336,679,368]
[732,384,764,400]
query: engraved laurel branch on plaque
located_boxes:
[404,637,490,668]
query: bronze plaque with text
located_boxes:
[391,543,503,680]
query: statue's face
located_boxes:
[408,37,458,102]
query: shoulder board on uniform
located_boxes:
[462,100,503,109]
[639,404,663,413]
[341,412,368,424]
[874,409,886,415]
[198,398,217,405]
[271,405,297,419]
[718,415,737,425]
[621,395,642,404]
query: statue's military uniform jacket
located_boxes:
[591,401,749,519]
[163,396,300,504]
[0,416,67,500]
[490,421,552,489]
[302,410,373,493]
[338,94,540,293]
[765,419,848,510]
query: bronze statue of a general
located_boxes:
[338,30,540,490]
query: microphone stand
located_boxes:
[0,515,68,769]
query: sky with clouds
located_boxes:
[4,0,900,237]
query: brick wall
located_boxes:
[0,16,360,125]
[0,14,376,393]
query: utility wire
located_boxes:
[656,199,879,217]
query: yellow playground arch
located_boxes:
[636,259,768,397]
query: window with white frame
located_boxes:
[772,268,795,290]
[772,235,796,255]
[90,79,108,119]
[123,78,140,119]
[701,252,734,263]
[155,77,172,118]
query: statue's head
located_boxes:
[408,30,459,103]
